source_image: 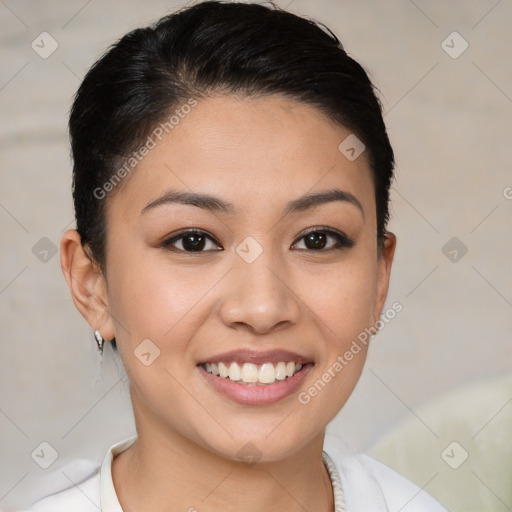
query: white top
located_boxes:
[20,434,447,512]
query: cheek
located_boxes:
[107,247,208,340]
[295,257,375,419]
[295,253,377,346]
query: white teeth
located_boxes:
[203,361,305,385]
[275,362,287,380]
[228,362,241,381]
[258,363,275,383]
[218,362,229,378]
[240,363,259,383]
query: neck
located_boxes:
[112,419,334,512]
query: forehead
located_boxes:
[107,94,375,220]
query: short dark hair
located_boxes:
[69,0,395,351]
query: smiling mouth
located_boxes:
[200,361,310,386]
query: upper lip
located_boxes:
[198,349,312,366]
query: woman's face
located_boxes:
[100,94,395,461]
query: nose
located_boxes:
[218,247,301,335]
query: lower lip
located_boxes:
[198,363,313,406]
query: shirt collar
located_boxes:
[99,434,356,512]
[100,435,137,511]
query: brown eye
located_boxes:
[304,232,328,250]
[180,233,207,251]
[292,228,354,252]
[162,230,222,253]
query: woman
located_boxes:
[24,1,447,510]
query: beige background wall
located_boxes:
[1,1,511,510]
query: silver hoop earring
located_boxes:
[94,330,104,354]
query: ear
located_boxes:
[371,232,397,328]
[60,229,116,341]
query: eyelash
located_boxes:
[161,227,354,254]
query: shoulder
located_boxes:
[357,454,448,512]
[324,434,448,512]
[18,461,100,512]
[19,436,136,512]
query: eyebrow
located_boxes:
[140,188,364,219]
